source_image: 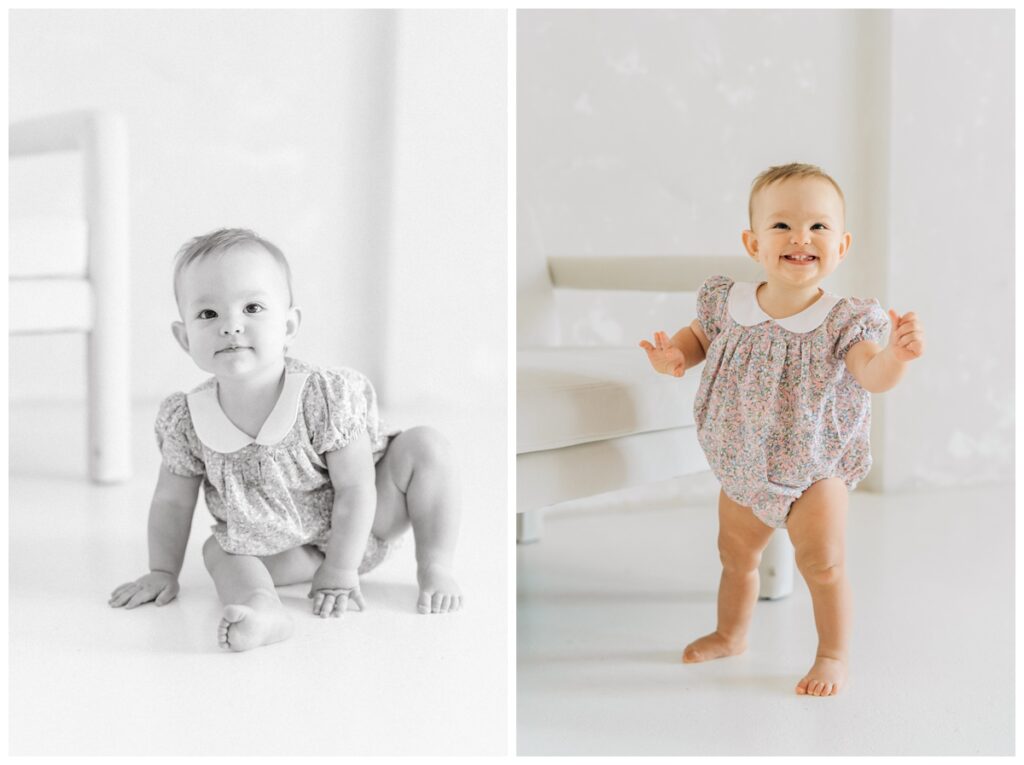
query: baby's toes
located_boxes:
[417,590,432,614]
[217,620,231,649]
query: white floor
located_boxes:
[517,473,1014,756]
[9,397,509,756]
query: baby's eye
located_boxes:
[812,223,827,230]
[197,309,217,320]
[244,303,264,314]
[772,222,789,229]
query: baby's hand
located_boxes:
[886,309,925,363]
[308,561,365,618]
[639,331,687,377]
[109,571,179,609]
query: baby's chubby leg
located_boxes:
[683,489,775,663]
[372,426,462,614]
[203,536,299,652]
[786,477,851,697]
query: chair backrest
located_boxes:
[518,250,764,349]
[9,111,129,336]
[516,218,561,347]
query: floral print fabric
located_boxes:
[693,275,889,527]
[155,357,400,563]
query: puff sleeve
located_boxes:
[305,367,376,454]
[831,297,891,361]
[154,393,205,477]
[696,275,734,345]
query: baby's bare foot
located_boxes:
[682,631,747,663]
[217,598,294,652]
[796,655,847,696]
[416,563,463,614]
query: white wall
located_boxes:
[884,11,1013,490]
[517,9,1013,490]
[386,10,507,412]
[10,9,507,413]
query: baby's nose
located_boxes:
[220,322,243,335]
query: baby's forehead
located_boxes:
[176,245,290,302]
[753,177,844,219]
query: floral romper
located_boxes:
[155,357,402,571]
[693,275,890,528]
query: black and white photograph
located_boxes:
[515,8,1012,756]
[9,9,507,756]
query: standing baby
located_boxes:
[640,163,925,696]
[110,229,462,651]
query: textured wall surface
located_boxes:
[518,9,1013,490]
[884,10,1013,489]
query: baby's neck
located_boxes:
[756,281,824,320]
[215,361,287,438]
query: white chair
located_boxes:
[9,110,131,483]
[517,252,794,600]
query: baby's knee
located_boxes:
[796,549,845,586]
[717,537,764,574]
[397,426,454,470]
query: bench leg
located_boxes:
[758,529,794,600]
[517,509,544,544]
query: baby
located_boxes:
[109,228,463,651]
[640,163,925,696]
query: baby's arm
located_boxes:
[639,319,709,377]
[846,309,925,393]
[109,465,201,609]
[310,431,377,617]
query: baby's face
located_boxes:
[171,244,300,380]
[743,176,851,288]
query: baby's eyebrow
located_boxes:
[767,211,834,222]
[188,291,274,307]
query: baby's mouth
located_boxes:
[784,255,817,263]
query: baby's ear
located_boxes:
[286,306,302,342]
[838,231,852,258]
[741,229,759,258]
[170,321,190,353]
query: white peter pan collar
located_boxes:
[187,372,310,453]
[728,280,842,333]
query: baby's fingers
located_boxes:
[639,339,655,352]
[349,589,366,612]
[329,592,351,618]
[109,584,140,608]
[154,585,177,607]
[109,582,135,602]
[320,593,337,618]
[123,587,156,610]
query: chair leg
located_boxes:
[84,112,131,484]
[517,509,544,544]
[758,529,794,600]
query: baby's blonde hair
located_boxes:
[748,163,846,229]
[173,228,293,309]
